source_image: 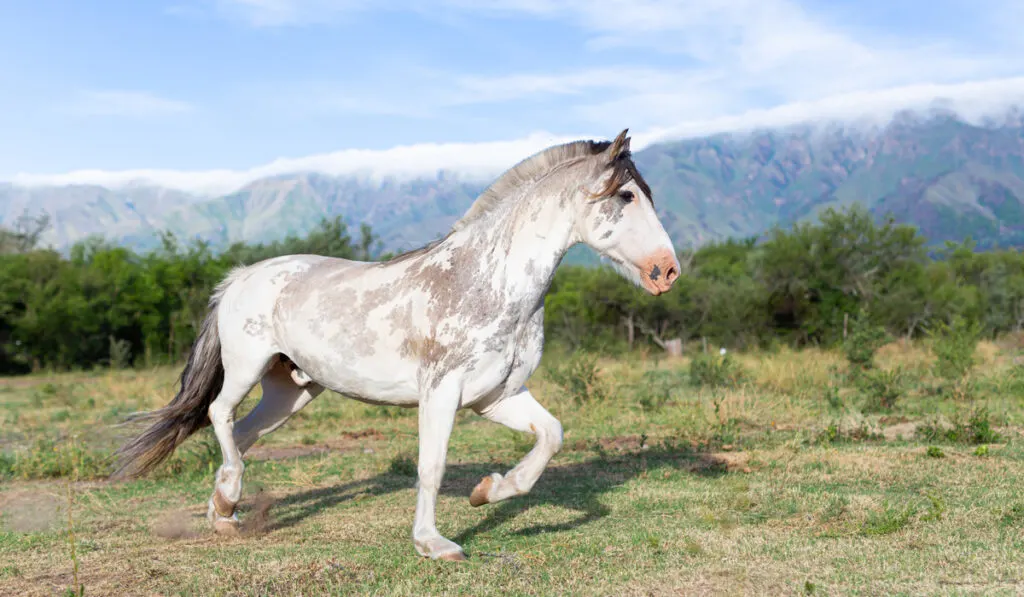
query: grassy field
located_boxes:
[1,339,1023,596]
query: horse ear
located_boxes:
[608,128,630,160]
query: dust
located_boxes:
[152,509,200,540]
[241,490,276,536]
[1,491,62,533]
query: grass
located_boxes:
[0,339,1022,595]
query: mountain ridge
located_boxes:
[5,111,1024,256]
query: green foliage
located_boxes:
[916,408,1002,445]
[855,367,905,412]
[0,438,109,481]
[929,316,980,381]
[842,311,889,370]
[0,217,381,373]
[860,502,917,536]
[4,200,1024,374]
[546,352,608,404]
[388,454,417,477]
[543,205,1024,358]
[632,369,686,412]
[689,353,746,388]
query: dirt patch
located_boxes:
[883,422,919,441]
[0,491,62,533]
[707,451,753,474]
[340,428,386,441]
[248,444,332,461]
[571,434,653,452]
[247,428,386,461]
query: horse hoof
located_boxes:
[469,475,495,507]
[438,550,468,562]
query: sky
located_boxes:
[2,0,1024,193]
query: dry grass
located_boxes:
[1,341,1023,595]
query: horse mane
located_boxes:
[451,137,639,232]
[385,131,650,263]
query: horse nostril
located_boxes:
[665,266,678,283]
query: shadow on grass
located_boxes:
[263,447,730,547]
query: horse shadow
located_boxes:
[257,445,731,547]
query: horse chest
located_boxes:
[458,316,543,406]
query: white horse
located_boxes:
[114,130,680,561]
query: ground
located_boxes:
[1,340,1023,596]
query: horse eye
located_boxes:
[617,190,634,203]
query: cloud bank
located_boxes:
[10,76,1024,195]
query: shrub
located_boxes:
[929,316,980,382]
[689,353,746,388]
[916,407,1002,445]
[546,352,608,404]
[856,366,905,412]
[842,312,889,371]
[633,369,683,412]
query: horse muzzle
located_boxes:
[638,249,679,295]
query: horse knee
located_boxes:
[534,418,563,454]
[549,419,563,453]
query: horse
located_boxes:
[113,129,680,561]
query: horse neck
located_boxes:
[451,173,582,313]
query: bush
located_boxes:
[689,353,746,388]
[842,311,889,370]
[633,369,684,412]
[929,316,980,381]
[916,407,1002,445]
[856,366,905,412]
[546,352,608,404]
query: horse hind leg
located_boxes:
[233,358,324,456]
[206,351,275,535]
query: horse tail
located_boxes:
[112,276,234,479]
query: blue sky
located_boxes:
[2,0,1023,191]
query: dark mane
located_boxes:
[589,149,652,203]
[386,131,648,261]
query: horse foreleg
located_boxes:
[412,379,466,561]
[469,386,563,507]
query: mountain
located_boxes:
[5,109,1024,256]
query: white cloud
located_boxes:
[223,0,1022,131]
[9,131,583,195]
[634,76,1024,146]
[14,1,1024,193]
[12,76,1024,195]
[64,90,194,117]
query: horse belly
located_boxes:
[288,341,422,406]
[328,355,421,406]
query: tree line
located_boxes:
[2,204,1022,373]
[545,205,1024,353]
